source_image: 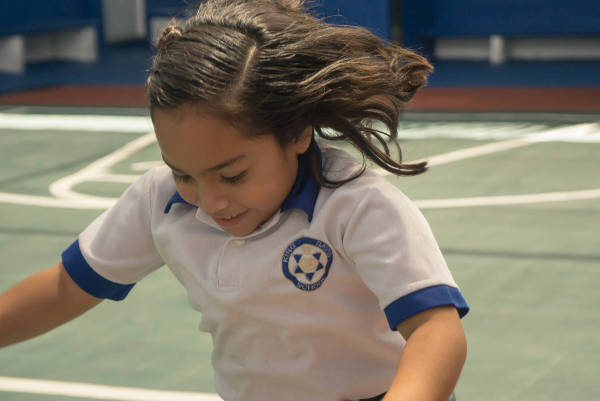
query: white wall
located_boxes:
[435,36,600,64]
[102,0,147,43]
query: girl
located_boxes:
[0,1,469,400]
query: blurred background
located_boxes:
[1,0,599,110]
[0,2,599,401]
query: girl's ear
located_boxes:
[292,125,313,155]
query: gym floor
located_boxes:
[0,41,599,401]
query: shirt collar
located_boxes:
[279,143,321,222]
[163,190,195,214]
[163,143,321,222]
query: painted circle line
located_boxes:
[0,119,598,210]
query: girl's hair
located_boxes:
[147,0,433,186]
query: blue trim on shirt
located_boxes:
[61,240,135,301]
[384,285,470,331]
[280,144,321,222]
[164,191,196,214]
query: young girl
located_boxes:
[0,1,469,400]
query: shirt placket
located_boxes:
[196,209,285,289]
[217,238,246,289]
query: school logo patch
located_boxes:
[282,237,333,291]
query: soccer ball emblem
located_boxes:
[282,237,333,291]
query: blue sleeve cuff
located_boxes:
[61,240,135,301]
[384,284,470,330]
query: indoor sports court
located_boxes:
[1,1,599,401]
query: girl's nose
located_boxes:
[196,185,229,214]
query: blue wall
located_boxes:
[0,0,101,36]
[145,0,393,39]
[403,0,600,56]
[146,0,198,17]
[312,0,392,40]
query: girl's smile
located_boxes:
[212,209,249,227]
[152,106,312,237]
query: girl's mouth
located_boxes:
[212,210,249,227]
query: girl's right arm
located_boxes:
[0,263,103,348]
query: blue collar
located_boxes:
[163,190,193,214]
[163,144,321,221]
[279,144,321,222]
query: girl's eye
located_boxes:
[221,171,247,184]
[172,172,193,183]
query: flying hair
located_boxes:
[147,0,433,186]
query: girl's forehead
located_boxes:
[154,107,225,135]
[153,107,284,168]
[152,105,256,137]
[152,104,218,123]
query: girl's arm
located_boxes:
[0,263,102,348]
[383,306,467,401]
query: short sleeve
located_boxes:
[62,169,165,300]
[341,178,469,330]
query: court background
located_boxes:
[1,1,599,400]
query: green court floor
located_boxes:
[0,106,599,401]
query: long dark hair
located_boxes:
[147,0,433,187]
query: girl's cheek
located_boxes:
[176,183,197,205]
[239,181,265,204]
[242,185,276,209]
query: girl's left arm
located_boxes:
[383,305,467,401]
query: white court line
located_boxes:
[415,188,600,209]
[403,111,600,123]
[0,192,115,209]
[47,132,157,204]
[419,138,531,167]
[91,173,141,183]
[0,120,598,209]
[0,376,222,401]
[0,132,156,209]
[0,113,152,133]
[377,122,600,173]
[3,187,598,210]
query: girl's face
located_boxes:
[152,106,312,237]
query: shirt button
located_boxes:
[232,239,245,246]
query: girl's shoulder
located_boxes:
[138,164,176,194]
[118,165,179,216]
[318,144,417,215]
[319,144,364,181]
[313,146,434,257]
[320,144,406,194]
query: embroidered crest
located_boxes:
[282,237,333,291]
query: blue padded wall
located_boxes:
[146,0,198,17]
[427,0,600,36]
[145,0,393,39]
[403,0,600,56]
[313,0,392,40]
[0,0,101,36]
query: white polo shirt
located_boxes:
[62,144,469,401]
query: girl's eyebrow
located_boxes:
[161,153,246,174]
[161,154,185,173]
